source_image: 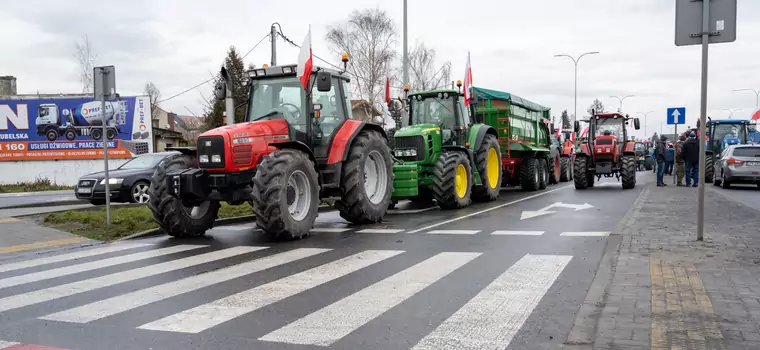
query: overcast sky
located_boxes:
[2,0,758,139]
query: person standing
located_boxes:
[675,135,686,186]
[665,143,675,175]
[681,132,700,187]
[655,135,667,186]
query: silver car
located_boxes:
[714,145,760,188]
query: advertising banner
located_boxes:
[0,96,153,161]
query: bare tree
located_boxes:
[74,34,97,93]
[407,42,451,91]
[325,8,397,107]
[144,81,161,118]
[587,98,605,116]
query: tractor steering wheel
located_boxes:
[280,103,302,124]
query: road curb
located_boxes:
[0,199,87,210]
[0,190,73,198]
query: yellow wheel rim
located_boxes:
[486,148,499,189]
[455,163,468,198]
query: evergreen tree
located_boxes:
[204,46,248,130]
[561,109,571,129]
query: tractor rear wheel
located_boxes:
[573,157,588,189]
[549,154,560,184]
[433,152,472,209]
[520,158,540,191]
[472,134,501,202]
[621,155,636,189]
[559,157,571,182]
[148,155,220,237]
[538,158,548,190]
[252,149,320,239]
[335,130,394,224]
[705,154,714,183]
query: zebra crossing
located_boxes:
[0,241,578,349]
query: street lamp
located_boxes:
[732,88,760,108]
[637,111,654,138]
[610,95,634,112]
[554,51,600,126]
[722,108,742,118]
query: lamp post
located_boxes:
[637,111,654,139]
[732,88,760,108]
[722,108,742,118]
[554,51,599,126]
[610,95,634,112]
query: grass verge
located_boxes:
[42,203,253,241]
[0,177,73,193]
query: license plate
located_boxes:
[77,187,92,194]
[747,161,760,166]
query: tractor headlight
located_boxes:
[394,149,404,157]
[211,155,222,163]
[409,149,417,156]
[605,147,611,152]
[199,155,209,163]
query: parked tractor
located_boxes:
[390,87,501,209]
[572,111,641,189]
[558,129,576,182]
[633,140,653,171]
[148,56,394,239]
[682,117,757,183]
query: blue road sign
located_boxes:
[667,107,686,125]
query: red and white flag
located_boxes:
[752,109,760,121]
[463,52,473,105]
[384,60,391,104]
[296,26,313,90]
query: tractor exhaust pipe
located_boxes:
[215,67,235,126]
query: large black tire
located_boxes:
[548,154,560,185]
[433,152,472,209]
[91,128,103,141]
[705,154,714,183]
[574,156,588,189]
[520,158,540,191]
[148,155,220,237]
[46,129,58,141]
[335,130,394,224]
[471,134,502,202]
[621,155,636,189]
[559,157,571,182]
[538,158,548,190]
[252,149,320,239]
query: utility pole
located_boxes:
[402,0,409,88]
[271,24,277,66]
[610,95,634,112]
[554,52,599,126]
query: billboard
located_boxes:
[0,96,153,161]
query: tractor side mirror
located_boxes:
[214,80,226,100]
[633,118,641,130]
[574,120,580,134]
[316,71,331,92]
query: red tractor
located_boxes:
[558,128,576,182]
[148,56,394,239]
[572,111,641,189]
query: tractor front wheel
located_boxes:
[433,152,472,209]
[252,149,320,239]
[621,155,636,189]
[335,130,394,224]
[538,158,549,190]
[705,154,715,183]
[559,157,571,182]
[573,156,588,190]
[148,155,220,237]
[471,134,501,202]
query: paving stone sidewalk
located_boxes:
[592,179,760,350]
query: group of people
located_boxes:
[652,132,701,187]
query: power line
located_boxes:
[158,32,271,104]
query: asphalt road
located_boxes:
[710,183,760,211]
[0,173,651,350]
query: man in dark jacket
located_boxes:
[675,135,686,186]
[681,132,700,187]
[655,135,667,186]
[665,143,675,175]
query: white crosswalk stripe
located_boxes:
[490,230,545,235]
[356,228,405,234]
[426,230,481,235]
[0,340,18,347]
[560,231,611,237]
[0,242,152,274]
[0,246,263,312]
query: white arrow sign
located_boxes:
[520,202,594,220]
[671,109,681,119]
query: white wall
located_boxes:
[0,159,129,186]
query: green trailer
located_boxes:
[471,87,560,190]
[390,89,502,209]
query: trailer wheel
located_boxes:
[538,158,548,190]
[45,129,58,142]
[106,129,117,140]
[91,128,103,141]
[433,151,472,209]
[573,156,588,189]
[548,153,560,185]
[148,155,220,237]
[520,158,540,191]
[252,149,319,239]
[64,129,77,141]
[335,130,394,224]
[705,154,714,183]
[471,134,501,202]
[621,155,636,189]
[559,157,571,182]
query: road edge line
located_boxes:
[0,237,91,254]
[407,185,571,233]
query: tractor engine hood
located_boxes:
[393,124,441,137]
[391,124,441,162]
[196,119,291,173]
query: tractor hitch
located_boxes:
[166,168,256,205]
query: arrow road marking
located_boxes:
[520,202,594,220]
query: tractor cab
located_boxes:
[572,111,641,188]
[406,90,469,147]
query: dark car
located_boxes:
[75,152,179,205]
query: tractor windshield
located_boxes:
[595,117,625,141]
[409,95,456,130]
[248,76,307,131]
[712,123,746,143]
[634,142,647,153]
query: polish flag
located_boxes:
[752,109,760,121]
[296,26,313,90]
[385,60,391,104]
[463,52,473,106]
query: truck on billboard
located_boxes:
[0,96,153,161]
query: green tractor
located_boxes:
[390,89,502,209]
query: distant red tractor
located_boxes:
[572,111,641,189]
[148,57,394,239]
[558,129,576,182]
